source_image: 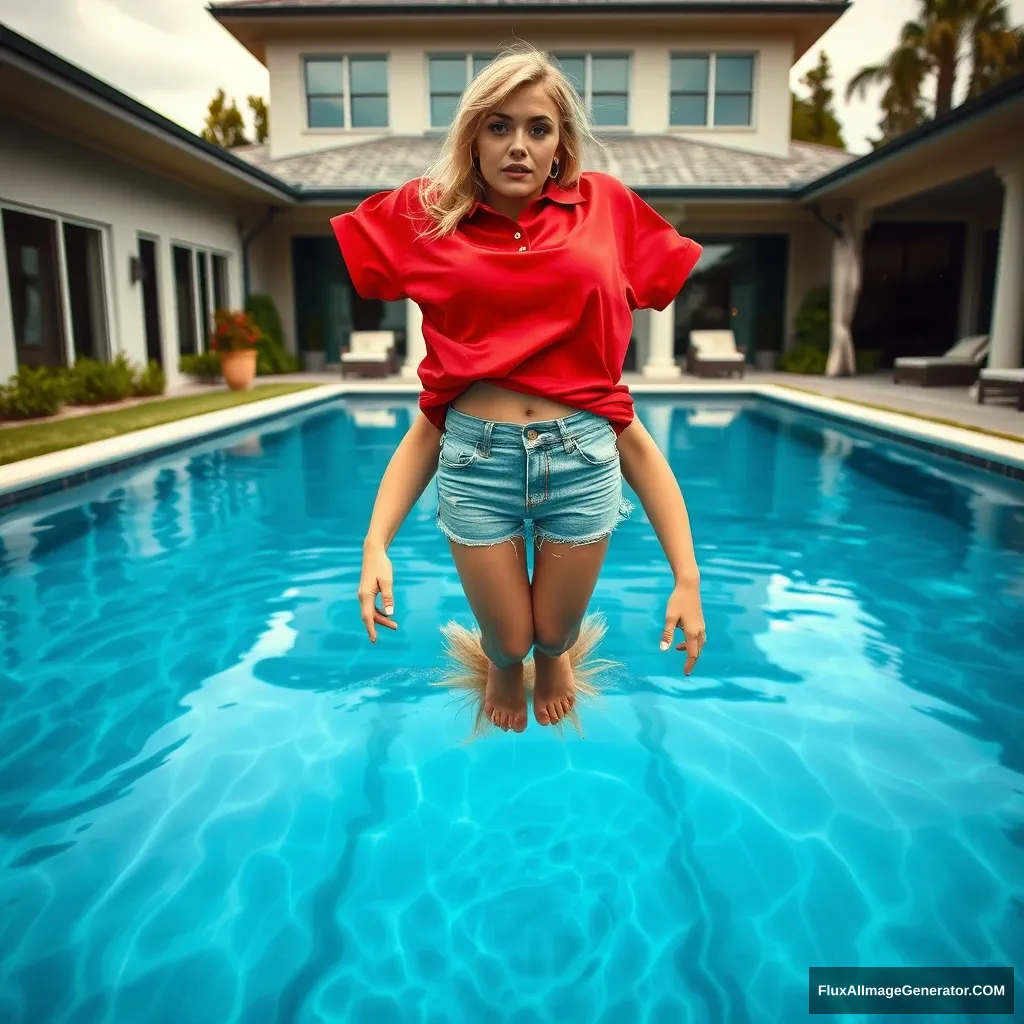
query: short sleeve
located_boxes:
[617,183,703,311]
[330,180,421,301]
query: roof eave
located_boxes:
[0,22,298,205]
[209,2,849,16]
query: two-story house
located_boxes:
[1,3,1022,391]
[216,0,855,377]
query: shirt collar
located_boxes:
[466,175,585,219]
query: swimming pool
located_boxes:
[0,395,1021,1023]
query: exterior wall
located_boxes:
[266,31,794,160]
[0,114,249,388]
[249,220,299,353]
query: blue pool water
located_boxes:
[0,396,1022,1024]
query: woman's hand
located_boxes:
[357,541,398,643]
[660,579,706,676]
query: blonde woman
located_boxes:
[333,46,707,735]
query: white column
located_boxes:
[402,298,425,379]
[989,163,1024,370]
[0,225,14,381]
[641,302,681,377]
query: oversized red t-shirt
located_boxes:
[331,170,702,433]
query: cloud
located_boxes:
[0,0,268,135]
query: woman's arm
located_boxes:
[358,412,442,641]
[616,415,707,674]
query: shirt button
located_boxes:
[518,245,527,252]
[514,231,521,239]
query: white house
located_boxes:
[1,3,1022,389]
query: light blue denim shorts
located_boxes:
[435,406,633,547]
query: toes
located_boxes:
[535,704,552,726]
[512,712,527,733]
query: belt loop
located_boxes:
[481,419,494,458]
[556,417,574,453]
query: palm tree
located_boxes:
[846,22,931,140]
[847,0,1023,145]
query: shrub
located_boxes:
[180,352,222,380]
[0,365,68,419]
[134,360,166,396]
[246,293,300,375]
[794,285,831,352]
[67,353,136,405]
[856,348,884,373]
[779,344,828,374]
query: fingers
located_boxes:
[659,616,678,651]
[357,582,378,643]
[677,630,706,676]
[379,574,395,619]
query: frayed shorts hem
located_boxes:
[434,513,525,548]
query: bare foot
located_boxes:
[485,661,528,733]
[532,651,576,726]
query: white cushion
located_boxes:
[690,330,739,357]
[980,368,1024,381]
[349,330,395,355]
[944,335,988,360]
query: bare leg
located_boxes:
[530,537,609,726]
[448,536,534,733]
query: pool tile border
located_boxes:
[1,379,1021,512]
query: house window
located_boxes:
[553,53,630,127]
[428,53,494,128]
[670,53,755,127]
[172,244,230,357]
[1,206,110,368]
[303,55,389,129]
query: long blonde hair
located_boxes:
[417,44,596,239]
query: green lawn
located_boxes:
[0,383,323,466]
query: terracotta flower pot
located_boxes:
[218,348,258,390]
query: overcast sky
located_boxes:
[1,0,1022,153]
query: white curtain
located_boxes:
[826,228,861,377]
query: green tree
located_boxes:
[248,95,269,144]
[847,0,1023,147]
[791,50,847,148]
[201,88,249,149]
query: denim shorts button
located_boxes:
[527,429,539,441]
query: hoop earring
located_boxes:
[550,159,561,179]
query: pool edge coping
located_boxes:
[0,380,1021,510]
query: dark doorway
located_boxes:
[976,228,1000,337]
[674,234,788,360]
[139,237,162,365]
[292,236,405,362]
[2,208,66,368]
[173,245,197,356]
[853,222,965,363]
[62,222,109,361]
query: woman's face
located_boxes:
[473,81,562,218]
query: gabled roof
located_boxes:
[232,133,854,199]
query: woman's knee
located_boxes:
[532,618,580,658]
[481,624,535,667]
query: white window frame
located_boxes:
[302,54,390,131]
[668,51,758,130]
[553,52,632,130]
[0,199,116,367]
[425,52,494,129]
[170,242,231,353]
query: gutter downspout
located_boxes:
[240,206,280,303]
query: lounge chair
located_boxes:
[340,330,398,378]
[892,335,989,387]
[687,330,746,378]
[977,368,1024,410]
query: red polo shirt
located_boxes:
[331,171,701,433]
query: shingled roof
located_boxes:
[212,0,844,7]
[231,133,854,196]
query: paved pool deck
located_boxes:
[1,371,1022,509]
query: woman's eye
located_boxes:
[488,123,507,133]
[530,126,549,136]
